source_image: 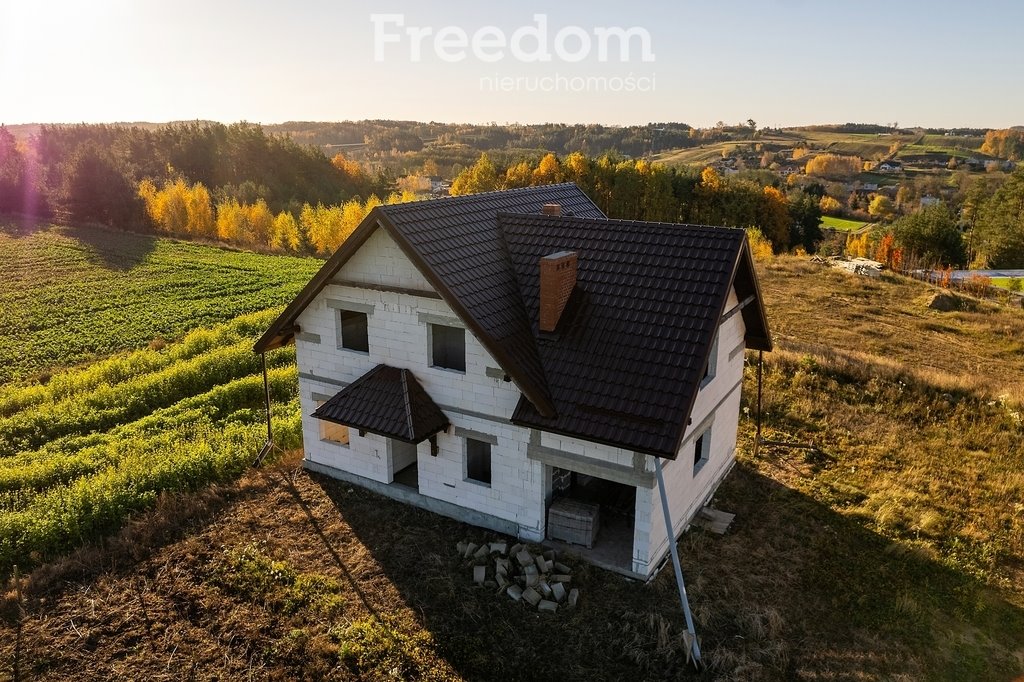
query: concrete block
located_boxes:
[464,542,478,559]
[495,557,510,574]
[496,572,509,588]
[510,543,524,557]
[534,555,547,573]
[538,599,558,613]
[473,544,491,560]
[457,541,468,556]
[537,580,552,598]
[507,584,523,601]
[568,588,579,608]
[522,587,542,606]
[543,549,556,561]
[516,550,533,568]
[550,574,572,583]
[554,562,571,574]
[473,565,486,584]
[552,582,567,603]
[489,541,508,555]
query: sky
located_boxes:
[2,0,1022,129]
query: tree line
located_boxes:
[137,177,415,255]
[450,152,823,252]
[0,122,388,228]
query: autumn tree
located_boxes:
[532,153,562,185]
[139,178,188,234]
[450,153,499,195]
[140,178,215,237]
[246,199,274,246]
[759,186,791,252]
[216,198,246,242]
[421,159,440,177]
[868,195,896,220]
[504,161,533,189]
[804,154,862,179]
[980,129,1024,161]
[270,211,300,251]
[819,195,842,215]
[185,182,215,237]
[300,203,344,255]
[331,152,374,197]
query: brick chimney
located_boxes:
[541,202,562,216]
[539,251,577,333]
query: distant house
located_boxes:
[255,185,771,579]
[876,160,902,173]
[428,176,450,195]
[920,195,941,207]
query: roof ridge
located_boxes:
[380,182,584,211]
[497,212,746,233]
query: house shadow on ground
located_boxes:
[310,460,1024,682]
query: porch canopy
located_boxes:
[312,365,449,443]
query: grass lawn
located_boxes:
[821,215,870,231]
[989,276,1024,291]
[0,219,321,383]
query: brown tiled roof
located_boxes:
[378,184,604,417]
[254,183,604,417]
[258,184,771,459]
[500,213,770,458]
[312,365,449,443]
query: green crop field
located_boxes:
[0,309,304,572]
[0,222,321,571]
[821,215,871,231]
[0,220,322,384]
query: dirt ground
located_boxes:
[0,452,705,681]
[2,447,947,682]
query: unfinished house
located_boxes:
[255,184,771,579]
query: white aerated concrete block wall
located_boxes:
[640,287,747,574]
[295,226,543,539]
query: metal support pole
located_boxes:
[262,352,273,445]
[755,350,764,457]
[252,352,275,467]
[654,457,701,664]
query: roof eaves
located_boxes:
[735,238,773,351]
[665,238,746,459]
[509,406,675,459]
[253,209,384,353]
